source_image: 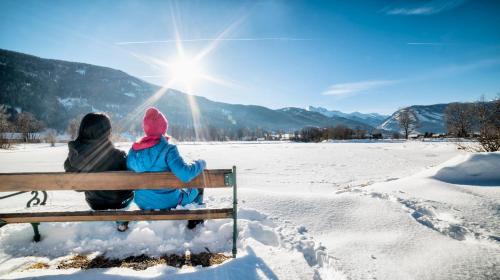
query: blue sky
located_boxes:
[1,0,499,114]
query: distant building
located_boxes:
[0,132,24,140]
[409,133,422,139]
[371,133,383,139]
[281,133,293,140]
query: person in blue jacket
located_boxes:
[127,107,206,229]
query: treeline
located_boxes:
[293,126,369,142]
[0,105,45,148]
[1,106,281,145]
[169,125,272,141]
[2,95,498,152]
[444,96,499,151]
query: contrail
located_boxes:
[407,42,444,45]
[115,37,314,45]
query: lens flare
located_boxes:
[169,57,203,93]
[120,5,247,141]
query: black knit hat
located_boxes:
[76,113,112,141]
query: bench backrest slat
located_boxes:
[0,209,233,223]
[0,169,233,192]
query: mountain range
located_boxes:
[307,106,389,128]
[0,48,458,135]
[0,48,374,133]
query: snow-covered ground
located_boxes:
[0,141,499,279]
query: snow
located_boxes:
[307,106,388,123]
[433,152,500,186]
[0,141,499,279]
[221,109,237,125]
[57,97,89,109]
[105,104,120,109]
[123,92,136,98]
[75,69,86,75]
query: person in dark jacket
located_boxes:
[64,113,133,232]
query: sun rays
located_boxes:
[118,8,246,141]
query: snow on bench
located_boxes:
[0,167,238,257]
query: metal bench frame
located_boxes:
[0,166,238,258]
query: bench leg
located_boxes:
[31,223,41,242]
[232,166,238,258]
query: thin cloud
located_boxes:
[115,37,313,45]
[322,57,500,98]
[383,0,467,15]
[322,80,399,96]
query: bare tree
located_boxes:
[0,105,10,132]
[398,108,419,139]
[0,105,12,149]
[67,117,80,140]
[44,129,57,147]
[15,112,44,142]
[475,96,500,151]
[475,95,489,136]
[445,103,473,138]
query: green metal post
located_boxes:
[31,223,41,242]
[232,166,238,258]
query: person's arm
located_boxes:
[64,157,77,172]
[166,146,206,183]
[114,149,128,171]
[64,154,84,192]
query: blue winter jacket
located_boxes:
[127,137,206,210]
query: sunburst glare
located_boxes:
[118,6,246,141]
[168,56,204,93]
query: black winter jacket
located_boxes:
[64,138,133,210]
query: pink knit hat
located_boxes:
[143,107,168,136]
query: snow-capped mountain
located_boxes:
[307,106,389,128]
[377,104,449,134]
[277,107,373,130]
[0,49,374,132]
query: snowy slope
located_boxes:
[377,104,448,133]
[0,142,499,279]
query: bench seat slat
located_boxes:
[0,169,232,192]
[0,209,233,223]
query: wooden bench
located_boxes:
[0,167,238,257]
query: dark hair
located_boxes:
[76,113,112,141]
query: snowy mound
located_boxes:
[0,203,339,278]
[433,152,500,186]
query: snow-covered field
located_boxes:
[0,141,499,279]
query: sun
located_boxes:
[169,56,203,92]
